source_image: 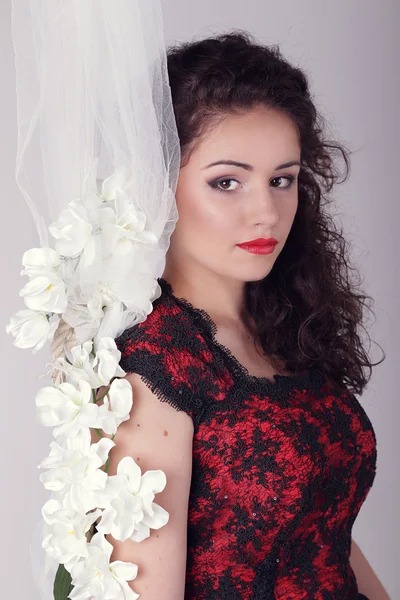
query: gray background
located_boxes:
[1,1,398,598]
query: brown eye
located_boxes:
[209,178,240,193]
[271,175,297,190]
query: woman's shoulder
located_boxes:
[114,288,219,420]
[115,287,214,367]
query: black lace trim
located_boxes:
[115,277,330,430]
[157,277,325,396]
[116,321,203,420]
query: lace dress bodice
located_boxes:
[115,277,377,599]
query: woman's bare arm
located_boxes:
[90,372,194,599]
[350,537,391,599]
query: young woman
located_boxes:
[101,32,388,599]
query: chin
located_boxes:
[247,272,272,283]
[235,266,274,284]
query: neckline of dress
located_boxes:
[157,277,319,392]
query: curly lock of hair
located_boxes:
[166,30,385,396]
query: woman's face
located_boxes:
[167,106,301,284]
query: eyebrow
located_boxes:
[201,159,301,171]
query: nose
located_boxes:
[248,188,280,228]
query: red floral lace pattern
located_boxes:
[115,278,377,599]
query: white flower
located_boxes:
[18,247,67,313]
[20,247,63,277]
[97,165,130,202]
[96,456,169,543]
[52,337,126,389]
[5,309,58,352]
[87,283,119,319]
[61,285,122,344]
[19,272,67,313]
[35,379,103,438]
[41,498,102,572]
[61,301,104,346]
[101,262,161,315]
[98,165,157,256]
[48,197,99,265]
[69,531,140,600]
[38,428,115,513]
[97,378,133,436]
[7,162,174,600]
[100,195,157,257]
[89,337,127,384]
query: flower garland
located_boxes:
[7,168,170,599]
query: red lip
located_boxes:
[237,237,278,247]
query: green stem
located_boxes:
[92,386,110,439]
[87,523,95,542]
[95,387,110,402]
[94,428,103,439]
[104,433,116,473]
[91,385,115,470]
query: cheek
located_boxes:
[278,194,298,226]
[176,190,234,238]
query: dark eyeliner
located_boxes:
[208,177,239,193]
[272,174,298,189]
[208,174,298,193]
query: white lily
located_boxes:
[100,192,157,257]
[87,283,120,319]
[97,165,130,202]
[62,301,103,345]
[48,197,99,265]
[20,247,63,278]
[19,271,67,314]
[96,456,169,543]
[41,498,102,572]
[35,379,103,438]
[61,283,122,344]
[89,337,127,384]
[100,261,161,315]
[98,165,157,254]
[38,428,115,513]
[96,378,133,436]
[69,531,140,600]
[51,337,126,389]
[6,309,58,352]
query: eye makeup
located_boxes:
[208,174,298,194]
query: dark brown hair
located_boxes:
[166,30,385,395]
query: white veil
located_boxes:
[11,0,180,346]
[10,0,180,597]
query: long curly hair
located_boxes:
[166,30,385,395]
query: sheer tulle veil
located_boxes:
[10,0,180,597]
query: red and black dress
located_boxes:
[115,277,377,600]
